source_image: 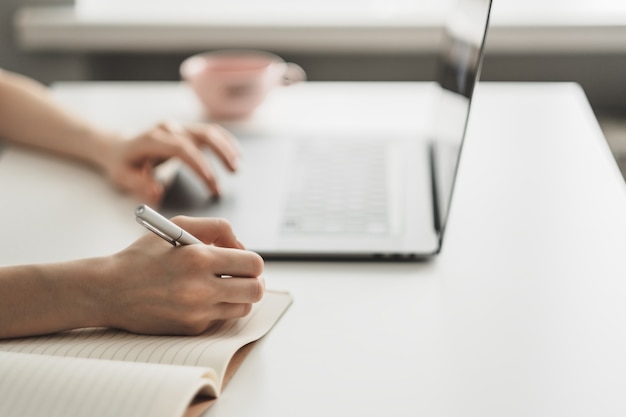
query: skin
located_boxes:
[0,68,240,205]
[0,216,265,339]
[0,69,265,339]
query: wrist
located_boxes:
[68,256,120,329]
[36,257,118,331]
[80,128,123,173]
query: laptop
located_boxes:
[161,0,493,260]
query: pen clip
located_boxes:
[136,218,178,246]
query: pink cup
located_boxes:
[180,50,306,120]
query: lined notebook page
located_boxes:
[0,291,292,392]
[0,351,214,417]
[0,290,292,393]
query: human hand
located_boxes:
[97,216,264,336]
[102,121,240,205]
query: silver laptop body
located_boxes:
[161,0,493,260]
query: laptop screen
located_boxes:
[430,0,493,247]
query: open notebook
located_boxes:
[0,290,292,417]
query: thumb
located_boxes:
[172,216,246,249]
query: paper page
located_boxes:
[0,351,215,417]
[0,290,292,393]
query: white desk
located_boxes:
[2,82,626,416]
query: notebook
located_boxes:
[161,0,493,260]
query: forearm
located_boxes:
[0,218,264,339]
[0,69,117,171]
[0,258,111,339]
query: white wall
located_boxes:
[2,1,625,113]
[0,0,86,84]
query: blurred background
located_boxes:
[2,0,626,177]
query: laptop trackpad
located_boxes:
[158,137,290,250]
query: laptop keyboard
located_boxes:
[281,141,391,235]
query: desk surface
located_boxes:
[2,82,626,416]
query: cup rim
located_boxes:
[180,49,285,80]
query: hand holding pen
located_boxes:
[93,205,265,336]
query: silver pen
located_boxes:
[135,204,203,246]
